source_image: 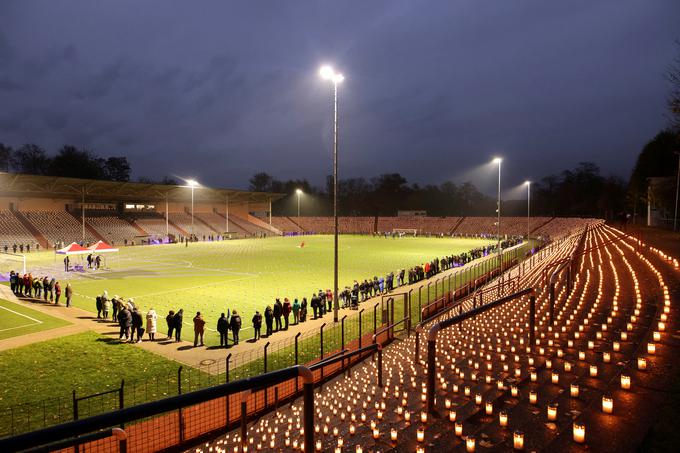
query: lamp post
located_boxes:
[492,158,502,273]
[320,64,344,323]
[186,179,199,240]
[525,181,531,240]
[296,188,303,218]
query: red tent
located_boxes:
[56,242,90,255]
[88,241,119,253]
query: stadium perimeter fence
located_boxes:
[0,239,551,441]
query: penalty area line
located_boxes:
[0,304,43,324]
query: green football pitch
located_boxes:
[18,235,494,343]
[0,298,70,340]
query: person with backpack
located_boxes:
[230,310,242,345]
[217,313,229,347]
[264,305,274,337]
[252,311,262,340]
[193,312,206,347]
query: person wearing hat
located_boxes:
[193,311,206,347]
[102,294,111,319]
[146,308,158,341]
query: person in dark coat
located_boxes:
[252,311,262,340]
[300,298,307,322]
[273,299,283,332]
[118,307,131,341]
[264,306,274,337]
[166,310,175,339]
[193,312,205,347]
[230,310,242,345]
[173,309,184,342]
[311,294,318,319]
[282,298,291,330]
[130,308,144,343]
[217,313,229,347]
[96,296,103,318]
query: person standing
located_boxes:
[230,310,242,345]
[54,281,61,304]
[173,309,184,342]
[311,294,318,319]
[252,311,262,340]
[146,308,158,341]
[292,299,300,325]
[64,256,69,272]
[193,312,206,347]
[282,298,291,330]
[273,299,283,332]
[326,289,333,313]
[65,283,73,307]
[217,313,229,347]
[102,295,111,319]
[264,305,273,337]
[118,306,131,342]
[166,310,175,340]
[131,308,144,343]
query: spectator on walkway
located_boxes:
[146,308,157,341]
[273,299,283,331]
[131,308,143,343]
[54,281,61,305]
[252,311,262,340]
[282,298,291,329]
[65,283,73,307]
[311,294,319,319]
[96,295,102,318]
[49,277,56,302]
[64,256,69,272]
[292,299,300,325]
[193,312,205,347]
[166,310,175,340]
[300,298,307,322]
[102,295,111,319]
[264,305,273,337]
[217,313,229,347]
[118,306,131,341]
[173,309,184,342]
[230,310,242,345]
[42,276,49,301]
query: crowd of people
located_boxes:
[8,270,71,306]
[3,243,39,254]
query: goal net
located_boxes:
[392,228,418,237]
[0,252,26,275]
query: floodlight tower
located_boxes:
[319,64,344,323]
[525,181,531,241]
[186,179,199,240]
[296,188,303,218]
[492,158,502,273]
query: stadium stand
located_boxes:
[194,212,250,236]
[86,216,146,245]
[20,210,99,246]
[376,216,462,234]
[167,212,216,237]
[0,210,37,249]
[270,216,304,233]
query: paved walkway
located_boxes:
[0,243,530,371]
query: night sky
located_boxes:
[1,1,678,193]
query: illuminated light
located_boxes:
[421,411,428,423]
[602,396,614,414]
[449,410,457,422]
[485,401,493,415]
[570,383,580,398]
[417,427,425,442]
[589,365,598,377]
[573,423,586,443]
[466,435,476,452]
[547,403,558,421]
[372,428,380,439]
[511,386,519,397]
[647,343,656,354]
[455,421,463,437]
[319,65,334,79]
[390,429,398,442]
[621,374,631,390]
[613,341,621,351]
[529,390,538,405]
[475,394,482,405]
[349,424,355,435]
[564,362,572,372]
[513,431,525,450]
[499,410,508,427]
[551,371,559,384]
[603,352,611,363]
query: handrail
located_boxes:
[0,365,316,453]
[372,316,410,343]
[22,427,126,453]
[425,288,536,414]
[310,344,379,371]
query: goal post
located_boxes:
[0,252,26,274]
[392,228,418,237]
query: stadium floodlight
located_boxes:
[296,189,303,218]
[319,64,345,323]
[492,158,502,274]
[525,181,531,241]
[183,178,201,241]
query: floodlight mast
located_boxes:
[320,65,344,323]
[296,189,303,218]
[525,181,531,241]
[492,158,502,275]
[186,179,199,241]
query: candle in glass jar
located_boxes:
[499,410,508,427]
[449,410,457,422]
[513,431,524,450]
[417,427,425,442]
[390,428,397,442]
[637,357,647,370]
[547,403,558,421]
[602,396,613,414]
[570,383,579,398]
[573,423,585,443]
[529,390,537,404]
[455,421,463,436]
[466,435,476,452]
[621,374,631,390]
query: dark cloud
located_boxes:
[1,0,678,191]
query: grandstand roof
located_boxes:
[0,173,284,204]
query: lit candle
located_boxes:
[547,403,557,421]
[551,371,559,384]
[390,428,397,442]
[417,427,425,442]
[466,435,476,452]
[511,386,519,397]
[602,396,613,414]
[355,446,362,453]
[530,371,537,382]
[573,423,586,443]
[589,365,598,377]
[455,421,463,437]
[529,390,537,404]
[449,409,457,422]
[647,343,656,354]
[621,374,631,390]
[372,428,380,439]
[405,411,411,422]
[349,424,355,435]
[485,401,493,415]
[499,410,508,427]
[316,440,322,451]
[421,411,428,423]
[570,383,579,398]
[613,341,620,351]
[564,362,572,372]
[475,393,482,405]
[603,352,611,363]
[637,357,647,370]
[513,431,524,450]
